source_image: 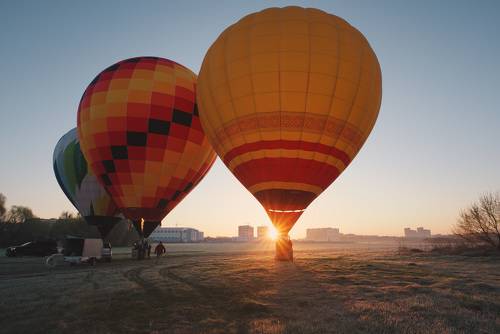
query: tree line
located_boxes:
[0,193,37,224]
[454,191,500,251]
[0,193,139,247]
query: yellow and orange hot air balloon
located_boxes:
[197,7,382,260]
[77,57,216,237]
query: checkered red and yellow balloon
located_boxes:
[77,57,216,237]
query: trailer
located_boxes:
[45,237,103,267]
[62,237,103,265]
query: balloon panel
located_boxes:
[53,130,80,208]
[53,128,118,219]
[75,174,116,217]
[197,7,382,233]
[77,57,217,223]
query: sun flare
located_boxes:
[268,226,278,240]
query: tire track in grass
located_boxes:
[158,258,241,330]
[122,266,161,295]
[118,259,214,332]
[158,255,270,333]
[122,261,196,299]
[159,265,227,299]
[83,269,100,290]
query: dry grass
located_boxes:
[0,243,499,333]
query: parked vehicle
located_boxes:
[5,240,58,257]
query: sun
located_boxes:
[268,226,279,240]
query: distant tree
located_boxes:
[0,193,6,221]
[5,206,37,224]
[454,192,500,251]
[59,211,75,220]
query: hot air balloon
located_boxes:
[197,7,382,260]
[77,57,216,238]
[53,128,121,238]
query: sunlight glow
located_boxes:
[268,226,278,240]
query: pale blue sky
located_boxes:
[0,0,499,237]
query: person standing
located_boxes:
[139,240,145,260]
[154,241,166,262]
[143,240,149,259]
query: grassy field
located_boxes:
[0,241,499,333]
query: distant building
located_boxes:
[149,227,204,243]
[306,228,340,242]
[404,227,431,239]
[204,236,238,243]
[238,225,254,241]
[257,226,269,239]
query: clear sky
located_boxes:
[0,0,499,238]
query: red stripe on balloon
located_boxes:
[232,157,340,189]
[223,140,351,167]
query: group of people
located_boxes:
[132,240,166,260]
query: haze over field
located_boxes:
[0,0,499,238]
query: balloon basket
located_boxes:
[275,235,293,262]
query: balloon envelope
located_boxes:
[77,57,216,237]
[197,7,382,234]
[53,128,121,238]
